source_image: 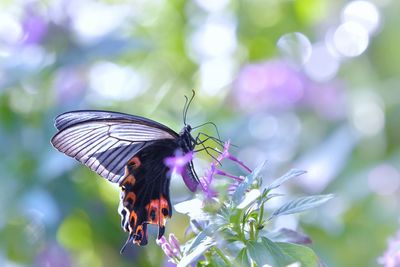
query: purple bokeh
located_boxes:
[234,60,306,111]
[35,243,72,267]
[234,59,346,119]
[22,7,48,45]
[54,68,87,104]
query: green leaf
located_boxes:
[232,161,266,205]
[234,248,251,267]
[266,169,306,191]
[266,228,311,245]
[247,237,294,267]
[237,189,261,209]
[271,194,334,218]
[276,242,320,267]
[179,232,215,267]
[182,231,208,255]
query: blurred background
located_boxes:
[0,0,399,266]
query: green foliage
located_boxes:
[172,163,331,267]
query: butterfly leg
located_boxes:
[194,132,224,147]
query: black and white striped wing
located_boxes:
[51,111,179,183]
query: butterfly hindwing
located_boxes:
[118,140,177,246]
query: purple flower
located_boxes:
[156,235,168,246]
[199,140,251,198]
[157,234,182,263]
[164,150,194,174]
[218,140,252,173]
[199,164,218,199]
[164,150,197,191]
[169,234,182,256]
[378,230,400,267]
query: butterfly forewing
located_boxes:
[54,110,179,137]
[51,111,178,183]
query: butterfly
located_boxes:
[50,93,219,251]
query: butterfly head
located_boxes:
[179,124,195,151]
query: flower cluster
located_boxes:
[164,140,252,198]
[160,139,333,267]
[198,140,252,198]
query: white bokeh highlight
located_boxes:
[89,61,144,101]
[368,164,400,196]
[194,0,230,13]
[333,21,369,57]
[67,0,131,42]
[189,17,237,60]
[277,32,312,65]
[199,57,235,96]
[304,43,340,82]
[342,0,381,34]
[350,90,385,137]
[0,12,23,44]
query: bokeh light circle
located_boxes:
[368,164,400,195]
[277,32,312,65]
[342,0,380,34]
[333,21,369,57]
[304,43,339,82]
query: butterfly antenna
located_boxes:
[183,90,196,125]
[182,95,189,125]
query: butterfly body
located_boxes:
[51,110,199,247]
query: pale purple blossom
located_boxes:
[378,231,400,267]
[169,234,182,256]
[218,140,252,173]
[199,164,218,199]
[164,150,197,191]
[156,235,168,246]
[163,141,251,198]
[199,140,251,198]
[157,234,182,263]
[164,150,194,175]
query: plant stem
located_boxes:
[255,202,264,238]
[212,246,231,266]
[249,220,255,241]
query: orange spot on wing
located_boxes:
[128,210,138,232]
[160,195,170,218]
[133,224,148,246]
[128,156,141,169]
[121,174,136,188]
[145,195,171,227]
[123,192,136,208]
[146,199,160,225]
